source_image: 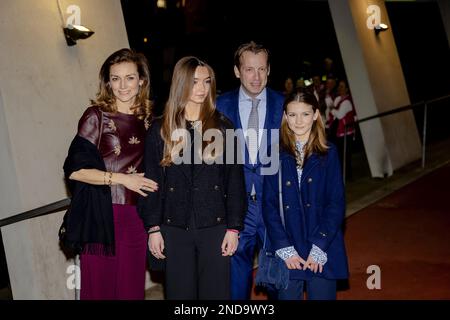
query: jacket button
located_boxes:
[285,205,290,210]
[169,187,174,192]
[214,185,219,190]
[167,218,171,223]
[217,217,222,222]
[306,203,311,207]
[286,181,291,187]
[308,177,313,183]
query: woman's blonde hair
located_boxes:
[280,92,328,166]
[91,48,152,120]
[160,56,221,166]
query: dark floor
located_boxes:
[338,162,450,299]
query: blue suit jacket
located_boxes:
[216,88,284,197]
[262,144,349,280]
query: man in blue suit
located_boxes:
[216,41,284,300]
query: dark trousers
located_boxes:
[278,277,337,300]
[230,199,265,300]
[163,224,230,300]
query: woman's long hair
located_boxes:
[92,48,152,120]
[160,56,220,166]
[280,92,328,166]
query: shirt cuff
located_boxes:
[276,246,299,261]
[309,244,328,265]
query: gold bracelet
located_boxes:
[108,171,113,187]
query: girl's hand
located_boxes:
[221,230,239,256]
[303,255,323,273]
[285,255,306,270]
[148,230,166,259]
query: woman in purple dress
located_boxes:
[63,48,158,299]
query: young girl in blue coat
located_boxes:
[262,92,349,300]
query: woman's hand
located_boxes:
[303,255,324,273]
[221,230,239,256]
[148,230,166,259]
[285,255,306,270]
[122,173,158,196]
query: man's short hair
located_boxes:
[234,41,270,69]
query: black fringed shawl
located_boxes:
[63,135,115,256]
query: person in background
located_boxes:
[328,79,356,180]
[216,41,284,300]
[140,56,246,299]
[283,76,295,97]
[63,48,158,300]
[262,92,349,300]
[323,76,337,133]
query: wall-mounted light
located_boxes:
[56,1,94,46]
[63,24,94,46]
[374,23,389,35]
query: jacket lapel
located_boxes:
[301,153,320,184]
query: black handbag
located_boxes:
[58,206,82,254]
[58,208,69,243]
[255,160,289,290]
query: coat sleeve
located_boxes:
[223,121,247,230]
[262,167,292,251]
[137,121,165,230]
[308,145,346,252]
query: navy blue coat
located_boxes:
[262,144,349,280]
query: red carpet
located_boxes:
[338,163,450,299]
[252,164,450,299]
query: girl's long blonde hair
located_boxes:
[280,92,328,166]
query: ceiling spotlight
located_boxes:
[374,23,389,35]
[63,24,94,46]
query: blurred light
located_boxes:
[157,0,167,8]
[143,37,148,43]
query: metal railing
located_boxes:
[343,94,450,182]
[0,198,70,228]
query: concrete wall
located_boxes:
[329,0,421,177]
[0,0,129,299]
[438,0,450,48]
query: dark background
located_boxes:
[120,0,450,120]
